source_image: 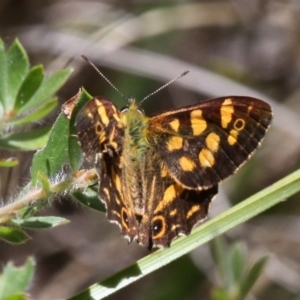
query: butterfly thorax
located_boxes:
[121,99,152,214]
[122,100,149,153]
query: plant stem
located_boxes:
[0,169,98,224]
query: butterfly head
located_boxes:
[121,98,144,113]
[120,98,147,129]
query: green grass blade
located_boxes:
[69,168,300,300]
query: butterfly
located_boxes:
[74,90,272,250]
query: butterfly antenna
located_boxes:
[82,55,126,100]
[139,70,190,105]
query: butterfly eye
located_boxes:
[121,106,144,115]
[120,106,129,113]
[136,108,144,115]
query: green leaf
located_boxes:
[0,158,18,168]
[4,39,29,110]
[36,171,51,196]
[0,226,30,244]
[68,89,92,170]
[0,39,6,111]
[68,168,300,300]
[11,98,57,126]
[239,255,268,298]
[30,113,70,185]
[11,216,69,229]
[19,69,72,113]
[0,257,35,300]
[211,288,231,300]
[14,65,44,112]
[211,237,232,289]
[0,127,51,151]
[230,243,246,285]
[18,206,37,219]
[2,293,27,300]
[72,187,105,212]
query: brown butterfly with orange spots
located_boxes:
[75,90,272,250]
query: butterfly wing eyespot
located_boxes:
[151,216,166,239]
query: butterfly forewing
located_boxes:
[76,97,124,162]
[148,97,272,190]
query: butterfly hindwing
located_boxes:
[76,97,139,241]
[99,154,138,242]
[148,183,218,248]
[133,150,218,248]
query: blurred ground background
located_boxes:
[0,0,300,299]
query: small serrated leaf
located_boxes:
[11,216,69,229]
[14,65,44,112]
[72,187,105,212]
[30,114,70,185]
[0,257,35,299]
[18,206,37,219]
[0,127,51,151]
[12,98,57,126]
[6,39,29,110]
[19,69,72,113]
[36,171,51,196]
[0,226,30,244]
